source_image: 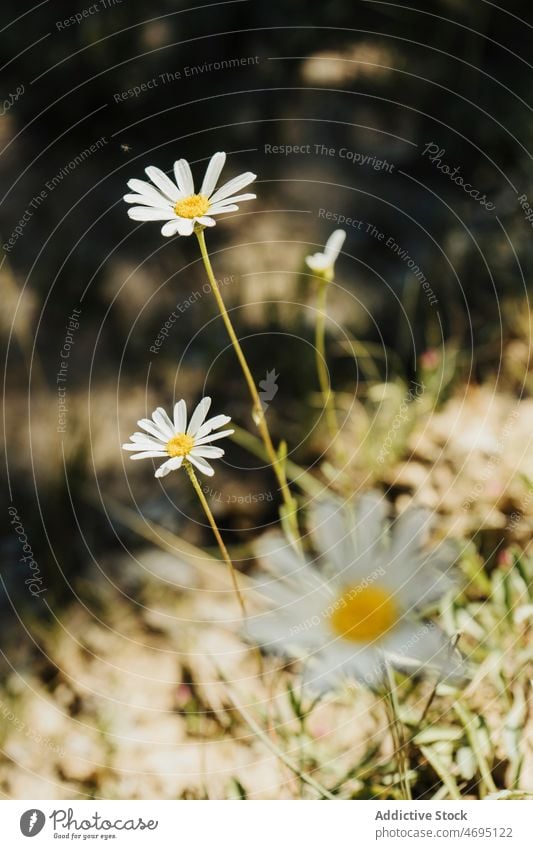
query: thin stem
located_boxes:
[315,280,338,441]
[454,700,497,796]
[195,228,299,543]
[185,460,246,616]
[413,635,462,737]
[419,745,461,800]
[385,664,412,800]
[220,674,336,799]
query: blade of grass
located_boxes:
[384,664,411,800]
[454,701,496,796]
[419,745,461,800]
[218,673,336,800]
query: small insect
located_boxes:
[120,143,132,153]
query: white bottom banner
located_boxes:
[1,799,532,847]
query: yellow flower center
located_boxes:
[328,584,398,643]
[174,194,210,219]
[166,432,195,457]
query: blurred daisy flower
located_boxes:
[122,396,233,478]
[123,151,256,237]
[305,229,346,281]
[247,492,465,693]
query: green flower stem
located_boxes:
[195,228,300,544]
[315,279,338,441]
[185,460,245,616]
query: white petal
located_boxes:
[411,569,457,608]
[122,442,152,452]
[173,159,194,195]
[161,220,181,237]
[392,541,458,609]
[152,407,175,439]
[190,445,224,459]
[252,574,327,626]
[255,533,303,578]
[175,218,195,236]
[254,534,329,598]
[382,620,441,664]
[209,171,257,204]
[391,506,431,559]
[324,229,346,262]
[173,399,187,432]
[211,192,256,207]
[188,455,215,476]
[127,206,175,221]
[193,428,234,445]
[195,216,217,227]
[195,414,231,439]
[353,492,388,562]
[207,204,239,216]
[125,433,165,449]
[187,397,212,435]
[305,253,329,272]
[244,615,296,656]
[126,178,167,204]
[252,575,306,608]
[129,450,169,460]
[303,643,385,693]
[310,497,355,576]
[383,621,467,684]
[130,430,165,443]
[245,612,324,656]
[311,493,388,583]
[145,166,181,201]
[201,151,226,196]
[123,444,163,454]
[155,456,183,478]
[123,193,173,209]
[137,418,168,441]
[161,219,178,237]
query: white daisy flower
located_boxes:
[305,229,346,280]
[122,397,234,478]
[247,492,465,693]
[123,151,257,237]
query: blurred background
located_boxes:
[1,0,533,799]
